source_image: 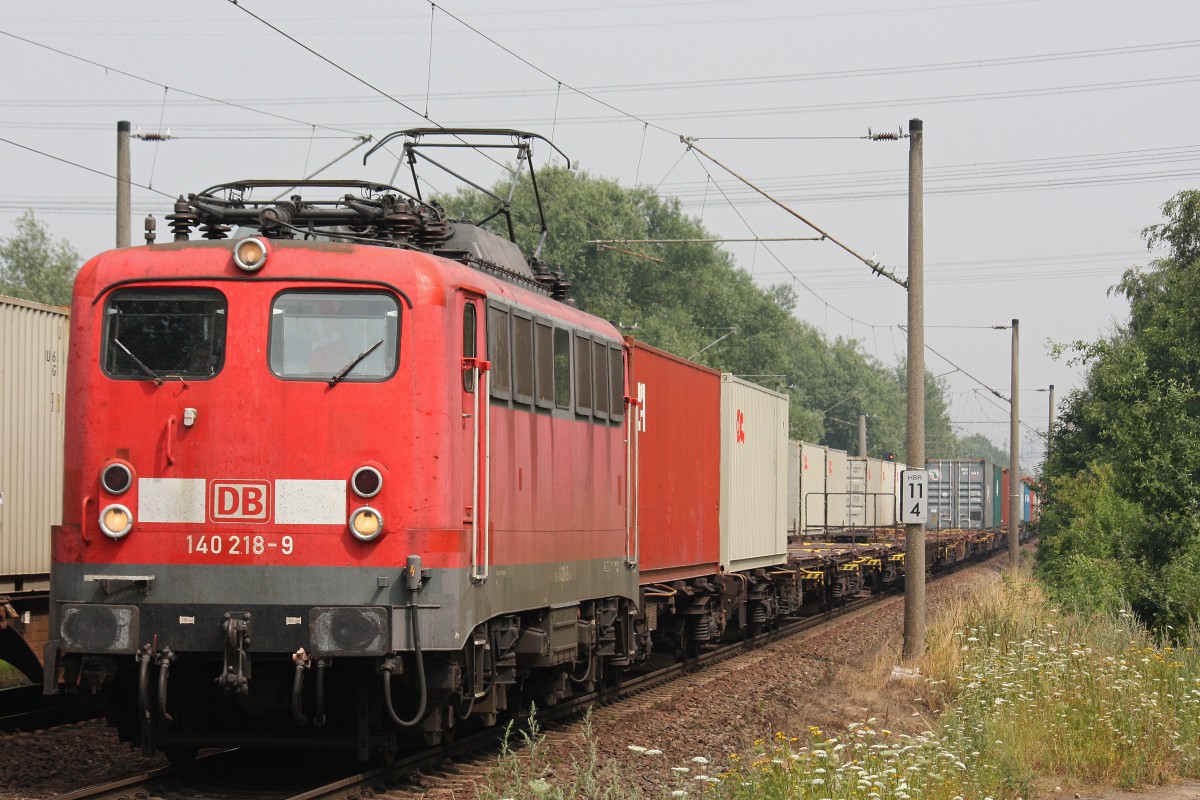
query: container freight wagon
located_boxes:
[0,294,69,681]
[626,339,722,583]
[719,375,789,572]
[925,459,999,530]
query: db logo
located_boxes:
[209,481,272,522]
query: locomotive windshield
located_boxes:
[269,291,399,382]
[101,289,227,380]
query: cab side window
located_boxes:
[574,333,592,415]
[512,311,535,405]
[487,305,512,400]
[463,302,477,392]
[535,321,554,409]
[553,328,571,409]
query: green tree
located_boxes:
[1039,190,1200,632]
[0,211,80,306]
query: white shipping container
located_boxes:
[719,375,788,572]
[798,441,827,535]
[1,295,69,590]
[824,447,849,528]
[848,457,869,527]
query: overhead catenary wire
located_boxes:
[681,137,906,287]
[973,389,1044,438]
[224,1,433,124]
[421,0,680,139]
[683,149,881,332]
[0,29,366,137]
[663,144,1200,198]
[483,72,1200,127]
[0,135,175,199]
[22,35,1200,110]
[416,0,898,291]
[899,326,1008,401]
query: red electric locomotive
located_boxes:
[46,131,641,760]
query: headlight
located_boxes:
[233,237,268,272]
[351,465,383,498]
[101,462,133,495]
[349,507,383,541]
[99,504,133,539]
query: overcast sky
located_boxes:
[4,0,1196,468]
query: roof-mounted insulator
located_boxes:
[166,196,196,241]
[144,215,156,245]
[200,221,230,240]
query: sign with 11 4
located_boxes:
[899,469,928,524]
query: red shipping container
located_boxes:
[627,339,722,584]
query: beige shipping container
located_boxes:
[787,440,828,536]
[719,375,788,572]
[849,460,888,527]
[824,447,849,528]
[786,441,802,536]
[0,295,68,591]
[876,460,899,526]
[798,441,827,535]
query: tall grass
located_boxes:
[923,572,1200,794]
[477,707,640,800]
[478,571,1200,799]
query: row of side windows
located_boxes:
[482,303,624,423]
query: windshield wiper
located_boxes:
[114,338,163,385]
[329,339,384,386]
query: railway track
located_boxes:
[0,683,100,733]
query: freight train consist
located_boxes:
[38,130,1035,760]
